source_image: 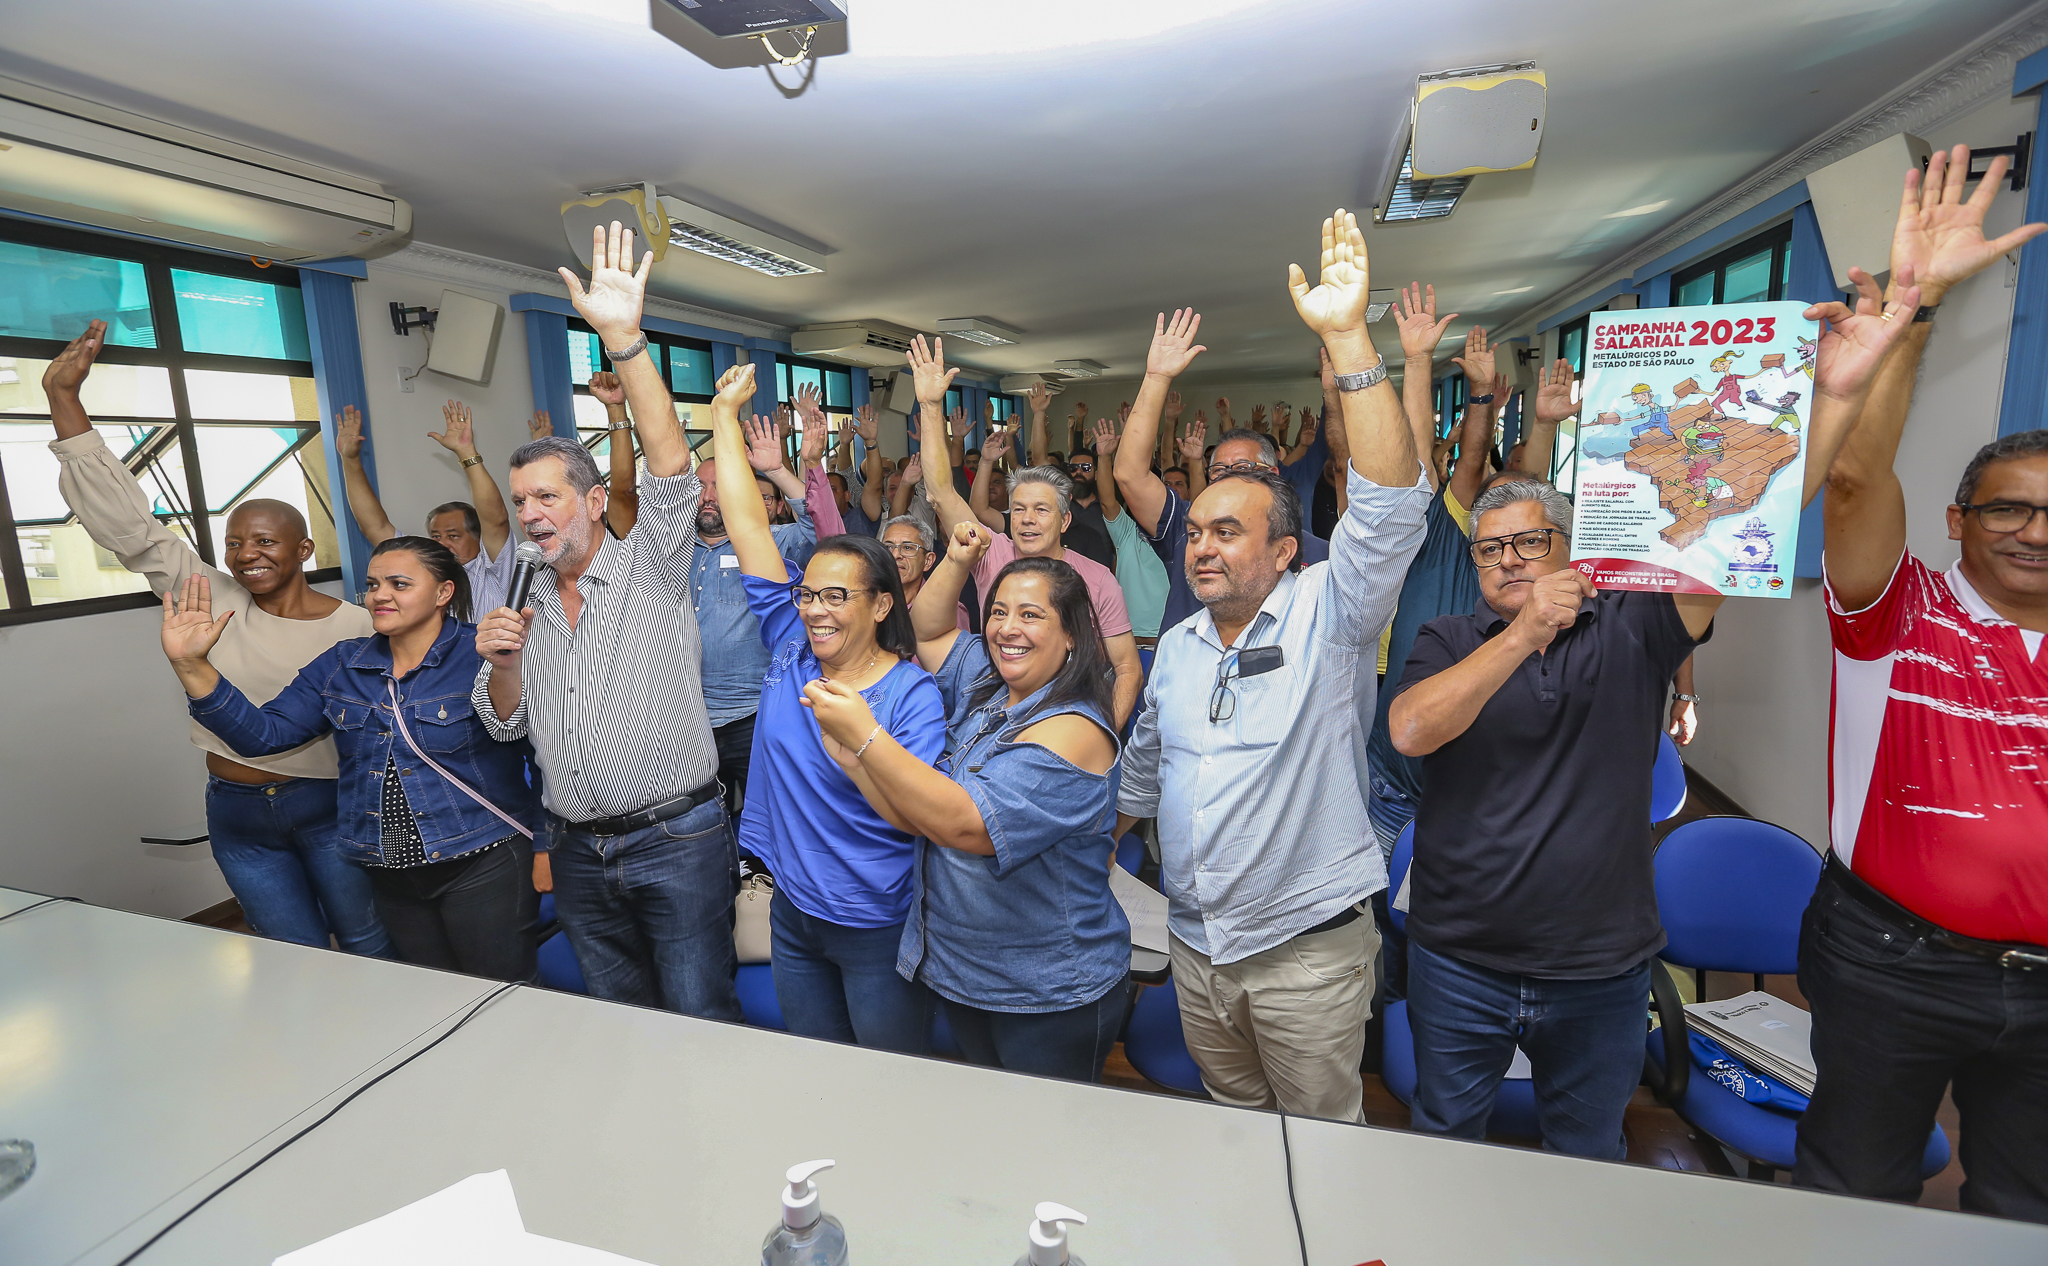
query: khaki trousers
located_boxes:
[1168,914,1379,1122]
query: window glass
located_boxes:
[1,357,176,419]
[787,362,823,409]
[1560,326,1585,375]
[776,362,791,401]
[566,330,602,385]
[1721,246,1775,305]
[824,367,852,408]
[570,394,612,432]
[0,421,166,522]
[945,388,962,416]
[668,344,713,397]
[197,428,336,565]
[0,241,156,347]
[169,270,310,360]
[1674,272,1715,307]
[184,370,317,422]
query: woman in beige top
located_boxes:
[45,321,390,956]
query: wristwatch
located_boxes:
[1332,358,1388,393]
[460,454,485,469]
[1468,393,1496,405]
[1912,304,1939,323]
[604,333,649,363]
[1673,693,1702,704]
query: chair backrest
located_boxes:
[1652,731,1688,823]
[1653,816,1820,975]
[1115,831,1145,876]
[1387,821,1415,937]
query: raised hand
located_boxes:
[558,221,651,345]
[1452,326,1496,387]
[1891,145,2048,304]
[160,574,232,663]
[1145,309,1208,379]
[1395,282,1457,361]
[1807,265,1922,402]
[1178,422,1205,466]
[794,382,825,427]
[1293,410,1318,448]
[1249,404,1269,434]
[983,427,1012,465]
[905,335,958,405]
[1027,380,1052,415]
[713,362,758,414]
[1092,417,1119,456]
[744,414,786,472]
[855,402,879,444]
[588,371,626,408]
[900,452,924,487]
[1215,396,1233,425]
[1163,390,1184,421]
[945,407,968,442]
[527,409,553,440]
[335,405,366,460]
[1534,358,1580,425]
[1510,569,1596,652]
[1119,401,1132,424]
[984,398,997,424]
[1287,209,1373,343]
[799,409,828,467]
[946,518,991,566]
[775,403,795,441]
[41,320,106,397]
[428,401,476,455]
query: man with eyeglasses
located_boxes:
[1790,145,2048,1220]
[1116,211,1429,1122]
[1114,317,1336,637]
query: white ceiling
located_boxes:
[0,0,2036,381]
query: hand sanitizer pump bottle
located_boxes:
[1013,1203,1088,1266]
[761,1159,848,1266]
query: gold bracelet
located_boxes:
[460,454,485,469]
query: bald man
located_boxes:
[45,320,389,957]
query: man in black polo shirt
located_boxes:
[1387,477,1720,1158]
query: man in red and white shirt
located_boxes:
[1796,145,2048,1223]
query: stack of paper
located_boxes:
[1110,863,1169,954]
[1682,991,1816,1096]
[275,1170,658,1265]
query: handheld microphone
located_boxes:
[505,541,545,614]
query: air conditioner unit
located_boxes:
[999,373,1063,396]
[0,77,411,262]
[1050,359,1107,379]
[792,319,923,369]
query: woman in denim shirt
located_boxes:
[161,537,541,980]
[805,521,1129,1082]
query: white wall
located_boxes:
[1681,93,2034,848]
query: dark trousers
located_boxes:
[940,979,1131,1084]
[365,837,539,983]
[713,715,756,820]
[1794,862,2048,1222]
[550,796,742,1021]
[770,896,929,1054]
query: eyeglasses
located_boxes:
[1470,529,1564,568]
[882,541,928,557]
[1957,501,2048,534]
[1209,650,1241,723]
[789,585,876,609]
[1206,459,1271,481]
[1068,461,1095,474]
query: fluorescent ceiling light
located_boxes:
[1375,145,1468,224]
[1492,285,1534,295]
[1051,359,1107,379]
[1366,288,1396,322]
[656,193,823,278]
[858,0,1265,58]
[1605,200,1671,219]
[937,316,1023,346]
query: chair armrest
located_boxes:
[1645,958,1691,1106]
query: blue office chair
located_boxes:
[736,963,787,1030]
[1122,978,1208,1096]
[1643,816,1950,1181]
[1115,831,1145,875]
[1380,822,1543,1139]
[1652,731,1688,824]
[536,931,587,994]
[1138,646,1155,679]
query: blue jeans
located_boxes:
[205,776,391,956]
[770,896,929,1054]
[1407,941,1650,1159]
[938,978,1131,1083]
[549,797,742,1021]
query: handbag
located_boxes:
[735,859,775,965]
[386,680,533,842]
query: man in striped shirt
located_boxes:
[474,221,739,1021]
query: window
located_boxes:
[0,218,337,623]
[1671,222,1793,307]
[564,320,720,478]
[776,355,853,463]
[1558,316,1589,375]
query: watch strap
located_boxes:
[1332,358,1388,393]
[1673,693,1702,703]
[604,333,650,362]
[459,454,485,469]
[1468,393,1496,405]
[1911,304,1939,323]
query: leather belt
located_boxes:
[1298,902,1366,938]
[574,780,721,838]
[1825,854,2048,971]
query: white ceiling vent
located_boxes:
[0,76,411,262]
[792,319,923,368]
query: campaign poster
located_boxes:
[1568,301,1817,598]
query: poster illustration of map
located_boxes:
[1569,301,1816,599]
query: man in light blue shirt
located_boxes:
[1118,211,1429,1121]
[692,444,815,817]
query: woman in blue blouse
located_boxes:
[805,519,1130,1082]
[160,537,541,980]
[707,363,947,1052]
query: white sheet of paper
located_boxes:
[1110,862,1170,954]
[274,1170,657,1266]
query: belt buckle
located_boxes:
[1998,947,2048,971]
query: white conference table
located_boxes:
[0,891,502,1266]
[8,893,2048,1266]
[0,886,56,917]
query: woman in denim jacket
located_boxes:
[805,521,1130,1082]
[161,536,541,980]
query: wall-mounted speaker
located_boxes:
[425,290,504,385]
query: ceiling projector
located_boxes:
[655,0,847,38]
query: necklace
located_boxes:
[821,648,881,684]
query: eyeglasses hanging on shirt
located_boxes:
[1209,645,1286,723]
